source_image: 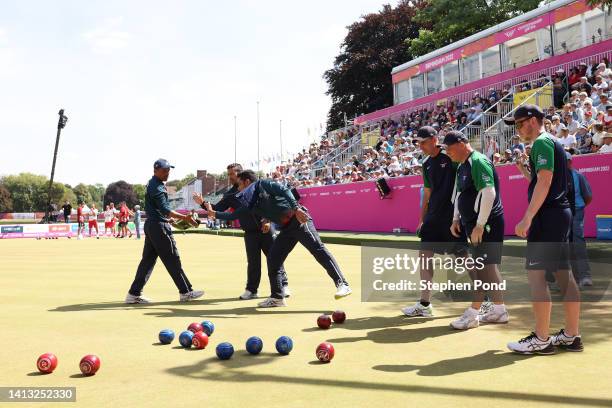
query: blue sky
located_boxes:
[0,0,399,186]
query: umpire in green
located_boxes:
[125,159,204,304]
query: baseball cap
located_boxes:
[442,130,469,146]
[415,126,437,141]
[503,104,545,125]
[154,158,175,169]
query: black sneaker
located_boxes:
[551,329,584,352]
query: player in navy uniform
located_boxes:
[504,105,582,354]
[444,131,509,330]
[401,126,468,318]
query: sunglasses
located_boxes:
[514,117,532,129]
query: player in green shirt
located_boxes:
[504,105,582,355]
[444,131,508,330]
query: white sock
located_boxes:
[493,304,506,312]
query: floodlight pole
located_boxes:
[45,109,68,223]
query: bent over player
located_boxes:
[206,170,351,308]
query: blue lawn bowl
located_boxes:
[275,336,293,355]
[201,320,215,337]
[179,330,194,348]
[158,329,175,345]
[246,336,263,355]
[216,342,234,360]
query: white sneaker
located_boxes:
[479,304,509,324]
[239,290,258,300]
[179,290,204,302]
[450,307,479,330]
[550,328,584,352]
[77,234,83,240]
[334,283,352,299]
[478,301,494,316]
[125,293,152,304]
[507,332,554,355]
[401,302,433,317]
[257,297,287,308]
[282,285,291,298]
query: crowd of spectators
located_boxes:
[264,59,612,188]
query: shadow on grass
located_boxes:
[326,325,462,345]
[48,297,240,313]
[372,350,534,376]
[165,358,612,407]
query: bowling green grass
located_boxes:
[1,235,612,408]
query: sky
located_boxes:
[0,0,401,186]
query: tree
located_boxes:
[104,181,138,208]
[406,0,541,57]
[167,173,196,192]
[323,1,425,131]
[132,184,146,207]
[88,183,105,208]
[1,173,46,212]
[587,1,612,8]
[72,183,92,205]
[0,183,13,212]
[0,173,66,212]
[59,189,77,208]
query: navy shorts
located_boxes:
[526,207,571,273]
[420,215,468,256]
[463,215,504,265]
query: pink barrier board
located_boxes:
[298,153,612,238]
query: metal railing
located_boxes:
[310,136,365,179]
[480,82,555,155]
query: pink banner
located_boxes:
[298,153,612,238]
[494,14,551,43]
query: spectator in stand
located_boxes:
[582,111,596,129]
[568,67,581,88]
[573,77,592,94]
[604,105,612,128]
[564,113,579,135]
[557,127,577,149]
[570,102,584,123]
[510,134,525,152]
[576,125,593,154]
[600,133,612,153]
[61,201,72,223]
[492,152,502,165]
[550,115,562,137]
[591,123,605,147]
[484,135,499,160]
[552,75,567,108]
[596,93,609,112]
[582,100,598,118]
[545,106,557,120]
[500,149,513,164]
[536,73,549,88]
[544,119,553,134]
